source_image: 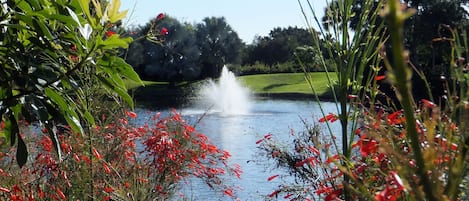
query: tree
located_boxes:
[195,17,244,78]
[404,0,469,74]
[0,0,140,167]
[244,27,315,67]
[324,0,469,99]
[127,15,201,82]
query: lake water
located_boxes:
[135,98,340,201]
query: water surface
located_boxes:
[135,99,340,200]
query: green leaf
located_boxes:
[4,112,18,146]
[25,0,42,10]
[100,35,132,49]
[107,0,127,23]
[45,121,63,160]
[45,88,84,134]
[64,113,84,134]
[17,1,33,12]
[30,97,50,122]
[112,56,142,83]
[97,75,134,108]
[98,55,142,84]
[16,133,28,168]
[77,0,94,27]
[33,19,53,40]
[83,110,95,127]
[45,88,68,110]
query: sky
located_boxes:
[120,0,328,43]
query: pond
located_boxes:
[135,98,340,201]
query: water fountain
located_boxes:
[199,66,251,115]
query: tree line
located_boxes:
[124,15,327,82]
[124,0,469,91]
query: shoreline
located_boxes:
[131,86,335,108]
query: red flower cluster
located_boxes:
[0,110,241,200]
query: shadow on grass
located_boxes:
[263,83,289,91]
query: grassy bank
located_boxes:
[127,72,336,102]
[239,72,336,99]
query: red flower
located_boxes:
[73,154,80,163]
[325,189,342,201]
[92,147,102,160]
[223,189,234,197]
[0,186,10,193]
[102,162,111,174]
[105,30,116,37]
[267,174,279,181]
[56,187,66,200]
[421,99,436,108]
[326,155,339,164]
[255,139,264,144]
[160,27,169,35]
[375,75,386,81]
[319,113,339,123]
[359,138,378,157]
[70,55,79,63]
[390,171,405,191]
[39,136,53,152]
[125,111,137,119]
[387,110,404,125]
[269,190,281,198]
[308,146,320,155]
[104,186,114,193]
[156,13,165,20]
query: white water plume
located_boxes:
[199,66,251,115]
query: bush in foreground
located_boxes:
[0,110,241,200]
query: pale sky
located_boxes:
[120,0,327,43]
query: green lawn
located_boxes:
[126,72,337,100]
[239,72,337,96]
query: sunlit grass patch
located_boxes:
[239,72,336,96]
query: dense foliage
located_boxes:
[125,17,331,80]
[0,111,241,200]
[126,16,244,81]
[256,0,469,200]
[126,15,201,82]
[0,0,141,167]
[323,0,469,99]
[0,1,242,200]
[121,0,469,85]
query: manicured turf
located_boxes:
[238,72,337,96]
[127,72,337,100]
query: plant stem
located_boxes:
[385,1,438,201]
